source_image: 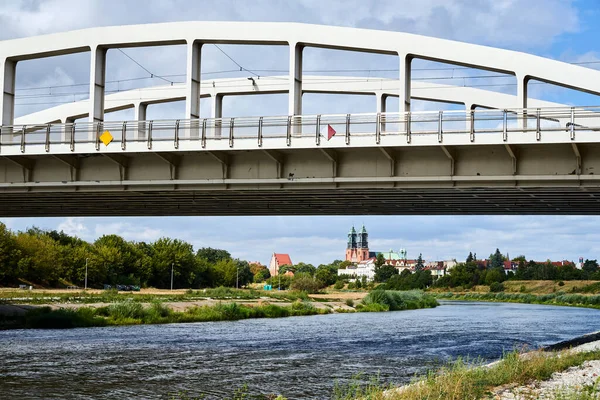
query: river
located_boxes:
[1,301,600,399]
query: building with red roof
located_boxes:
[269,253,293,277]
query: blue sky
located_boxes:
[1,0,600,266]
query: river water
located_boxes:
[1,301,600,399]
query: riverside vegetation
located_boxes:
[169,348,600,399]
[329,348,600,400]
[0,289,438,329]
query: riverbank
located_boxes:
[433,291,600,310]
[331,338,600,400]
[0,290,437,330]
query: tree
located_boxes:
[278,264,295,275]
[196,247,231,264]
[583,259,599,276]
[315,264,338,286]
[374,264,398,283]
[375,253,386,269]
[148,238,196,289]
[253,267,271,283]
[291,273,324,293]
[0,223,20,286]
[490,248,504,269]
[295,262,316,276]
[466,252,474,263]
[415,253,424,272]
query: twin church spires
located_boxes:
[345,225,370,263]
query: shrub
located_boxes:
[345,299,354,307]
[24,307,106,329]
[558,281,565,287]
[490,282,505,293]
[361,290,438,312]
[334,281,345,290]
[290,275,323,293]
[519,285,527,293]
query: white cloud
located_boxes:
[57,217,89,238]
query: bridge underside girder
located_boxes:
[0,142,599,215]
[0,188,599,216]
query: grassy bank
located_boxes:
[358,290,439,312]
[434,291,600,310]
[0,286,310,305]
[332,348,600,400]
[1,300,329,330]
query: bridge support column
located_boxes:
[89,47,106,129]
[399,55,411,136]
[289,42,303,135]
[135,103,147,140]
[1,59,16,140]
[517,74,529,131]
[211,94,223,138]
[185,40,202,138]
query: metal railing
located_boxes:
[1,106,600,153]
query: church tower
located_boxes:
[345,225,369,263]
[358,224,369,261]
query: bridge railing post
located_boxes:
[316,114,321,146]
[345,113,350,145]
[469,110,475,142]
[286,116,291,146]
[201,119,207,148]
[536,108,541,141]
[174,119,180,149]
[121,122,126,151]
[258,116,263,147]
[229,118,235,148]
[45,124,51,152]
[20,125,25,153]
[70,123,75,152]
[502,110,508,142]
[147,121,153,150]
[570,107,575,140]
[406,111,411,144]
[375,113,381,144]
[438,111,443,143]
[95,123,101,151]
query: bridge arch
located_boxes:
[3,22,600,127]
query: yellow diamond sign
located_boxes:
[99,130,113,146]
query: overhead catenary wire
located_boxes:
[13,57,600,93]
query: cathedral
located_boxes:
[345,225,370,263]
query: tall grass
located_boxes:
[358,290,439,312]
[332,349,600,400]
[7,299,330,330]
[435,291,600,309]
[0,287,308,305]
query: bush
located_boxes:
[361,290,438,312]
[290,275,323,293]
[334,281,345,290]
[558,281,565,287]
[25,307,106,329]
[519,285,527,293]
[345,299,354,307]
[490,282,505,293]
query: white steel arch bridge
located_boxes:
[2,22,600,216]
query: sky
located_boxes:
[1,0,600,266]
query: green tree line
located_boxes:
[0,223,261,289]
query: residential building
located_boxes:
[338,257,376,281]
[269,253,293,277]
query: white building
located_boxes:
[338,257,376,281]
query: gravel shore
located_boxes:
[493,340,600,399]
